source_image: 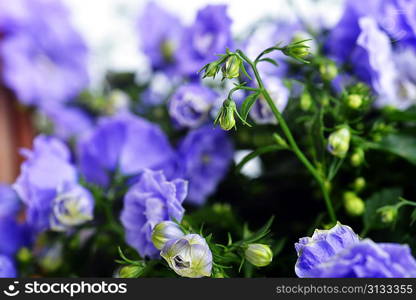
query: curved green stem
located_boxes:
[237,50,337,223]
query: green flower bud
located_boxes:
[244,243,273,267]
[350,148,365,167]
[222,55,241,79]
[319,61,338,81]
[353,177,366,192]
[118,265,144,278]
[203,62,220,78]
[17,247,32,264]
[378,206,398,224]
[215,99,237,131]
[347,94,363,109]
[300,91,312,111]
[327,127,351,158]
[343,191,365,216]
[282,40,311,63]
[152,221,185,250]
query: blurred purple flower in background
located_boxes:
[168,83,217,128]
[295,223,416,277]
[42,105,93,141]
[138,2,183,72]
[120,169,187,258]
[0,255,16,278]
[49,182,94,232]
[0,0,89,109]
[326,0,416,109]
[178,125,233,205]
[13,135,78,232]
[250,77,289,124]
[178,5,233,76]
[0,185,32,261]
[78,113,176,187]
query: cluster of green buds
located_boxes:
[281,39,311,64]
[327,126,351,158]
[343,191,365,217]
[200,49,247,80]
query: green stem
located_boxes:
[237,50,337,223]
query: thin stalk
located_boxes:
[237,50,337,223]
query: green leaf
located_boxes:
[365,133,416,165]
[258,57,279,67]
[240,92,260,121]
[411,208,416,226]
[363,188,402,231]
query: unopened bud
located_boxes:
[152,221,185,250]
[343,191,365,216]
[222,55,241,79]
[319,61,338,81]
[216,99,237,131]
[327,127,351,158]
[347,94,363,109]
[378,206,398,224]
[118,265,144,278]
[300,91,312,111]
[350,148,365,167]
[353,177,366,192]
[244,243,273,267]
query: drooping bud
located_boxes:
[327,126,351,158]
[244,243,273,267]
[222,55,242,79]
[350,148,365,167]
[151,221,185,250]
[343,191,365,217]
[215,99,237,131]
[161,234,212,278]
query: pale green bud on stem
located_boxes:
[347,94,363,109]
[222,55,242,79]
[300,91,312,111]
[353,177,366,192]
[319,61,338,81]
[215,99,237,131]
[350,148,365,167]
[118,265,145,278]
[378,205,398,224]
[343,191,365,216]
[244,243,273,267]
[327,127,351,158]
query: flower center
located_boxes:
[174,255,190,269]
